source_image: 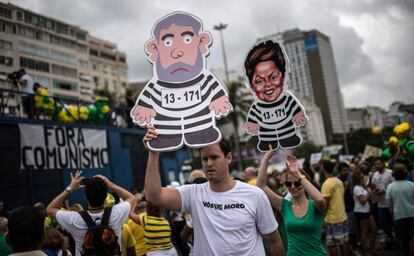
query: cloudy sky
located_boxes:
[8,0,414,109]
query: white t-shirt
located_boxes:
[56,202,131,256]
[371,169,393,208]
[177,181,278,256]
[20,74,34,94]
[353,185,370,213]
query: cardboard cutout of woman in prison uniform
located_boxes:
[130,12,232,152]
[244,40,307,152]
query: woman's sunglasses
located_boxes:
[285,181,302,188]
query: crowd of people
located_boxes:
[0,128,413,256]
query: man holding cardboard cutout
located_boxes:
[131,12,232,151]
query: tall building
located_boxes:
[260,28,348,144]
[0,2,128,102]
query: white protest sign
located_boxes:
[19,124,109,170]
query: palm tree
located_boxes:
[219,79,253,172]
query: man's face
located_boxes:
[155,24,204,82]
[200,144,232,183]
[251,60,284,102]
[374,160,384,172]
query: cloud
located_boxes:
[9,0,414,109]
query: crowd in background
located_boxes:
[0,152,413,256]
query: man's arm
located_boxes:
[262,230,284,256]
[47,170,82,218]
[143,127,182,211]
[145,151,182,211]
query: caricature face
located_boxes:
[146,22,212,83]
[251,60,284,102]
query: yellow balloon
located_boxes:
[102,105,110,114]
[372,126,382,135]
[388,136,399,145]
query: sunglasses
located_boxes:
[285,181,302,188]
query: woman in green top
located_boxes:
[257,149,327,256]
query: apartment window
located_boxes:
[50,50,77,65]
[0,55,13,66]
[104,79,109,87]
[51,64,77,78]
[89,49,99,56]
[76,32,86,41]
[17,11,23,21]
[46,20,53,29]
[93,76,99,86]
[101,52,116,61]
[19,41,49,58]
[20,57,50,73]
[53,79,78,91]
[78,59,89,69]
[0,7,12,19]
[119,57,126,63]
[1,21,14,33]
[0,39,12,50]
[77,44,87,53]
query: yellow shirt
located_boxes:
[127,218,148,256]
[247,178,257,185]
[121,223,136,256]
[321,177,347,223]
[141,213,173,252]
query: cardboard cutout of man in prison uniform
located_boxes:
[244,40,307,152]
[130,12,232,152]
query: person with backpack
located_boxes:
[46,171,142,256]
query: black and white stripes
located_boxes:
[247,91,303,142]
[136,70,227,135]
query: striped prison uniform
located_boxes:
[140,213,174,252]
[136,70,227,135]
[247,91,305,149]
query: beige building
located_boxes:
[0,2,128,103]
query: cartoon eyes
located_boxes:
[270,75,278,81]
[183,34,193,44]
[255,78,265,86]
[164,38,173,47]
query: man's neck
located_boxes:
[88,205,104,213]
[209,177,236,192]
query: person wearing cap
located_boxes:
[143,127,284,256]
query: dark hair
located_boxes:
[321,160,335,174]
[338,162,350,172]
[7,206,45,251]
[85,177,108,207]
[244,40,286,84]
[42,227,64,251]
[285,169,310,182]
[373,156,383,163]
[200,138,232,157]
[351,169,365,189]
[218,138,232,157]
[392,163,407,180]
[146,201,161,217]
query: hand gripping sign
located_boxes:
[130,12,233,151]
[244,40,308,152]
